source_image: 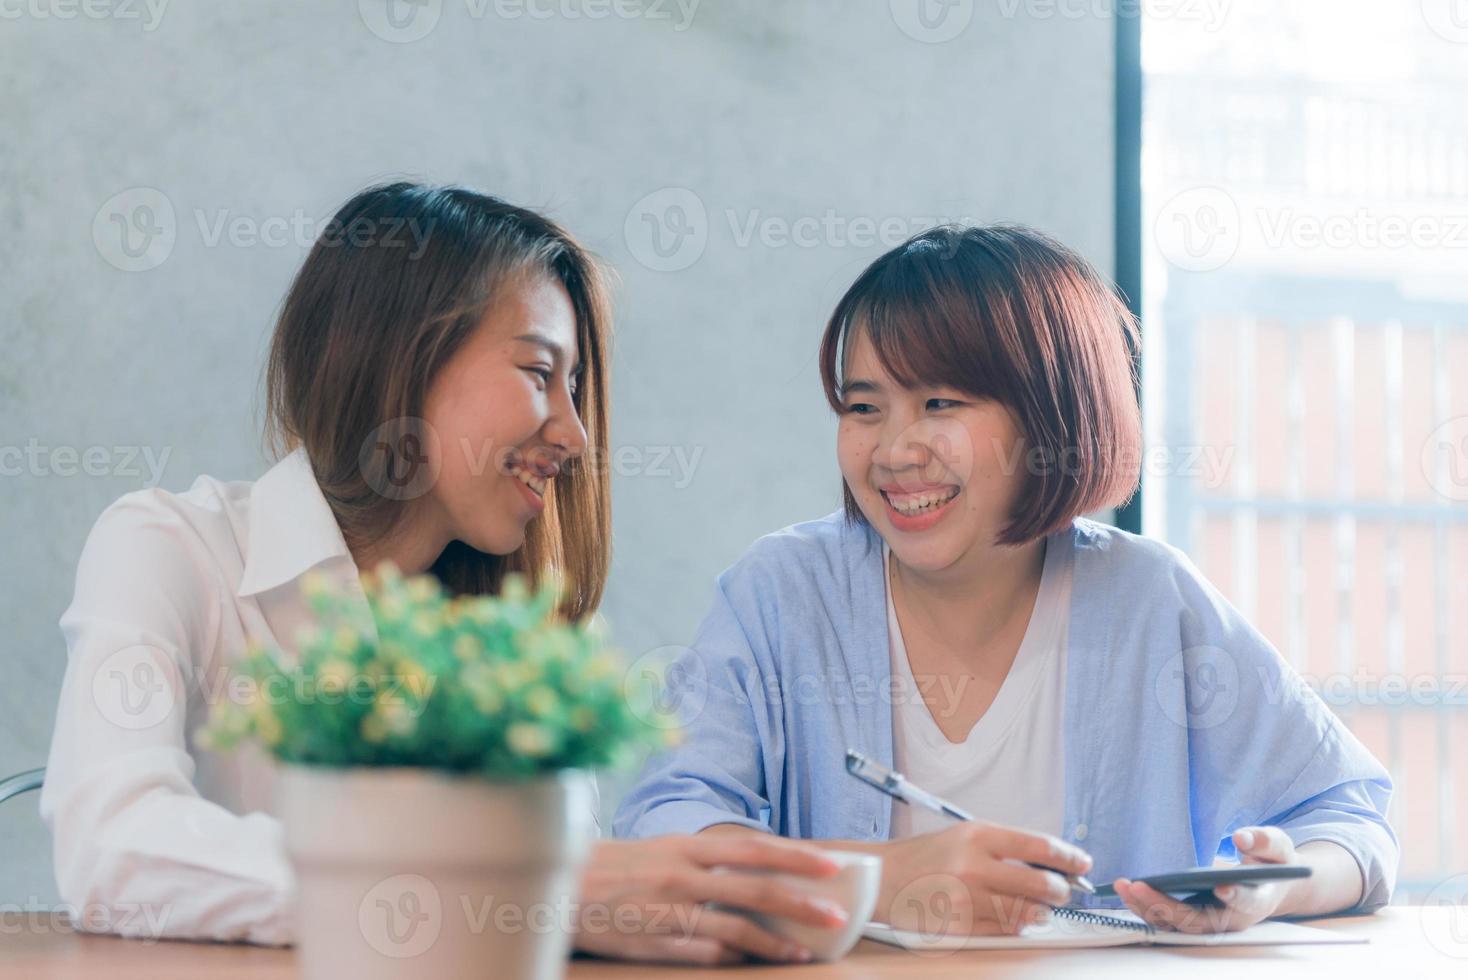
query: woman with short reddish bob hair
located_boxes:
[617,225,1397,937]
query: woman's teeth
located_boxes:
[883,487,959,516]
[510,464,547,497]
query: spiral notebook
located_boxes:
[864,907,1367,950]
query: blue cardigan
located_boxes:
[614,512,1398,910]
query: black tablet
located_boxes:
[1094,865,1313,906]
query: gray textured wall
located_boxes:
[1,1,1115,905]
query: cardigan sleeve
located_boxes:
[613,574,777,839]
[1252,729,1397,911]
[1166,548,1399,912]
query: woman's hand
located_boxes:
[1114,826,1298,933]
[572,835,850,965]
[875,822,1093,938]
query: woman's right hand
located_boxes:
[573,834,850,965]
[875,822,1093,938]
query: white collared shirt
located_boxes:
[39,448,374,945]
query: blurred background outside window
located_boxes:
[1142,0,1468,899]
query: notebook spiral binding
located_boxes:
[1054,907,1153,934]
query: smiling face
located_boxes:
[836,328,1031,574]
[420,274,588,556]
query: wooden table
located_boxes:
[1,908,1464,978]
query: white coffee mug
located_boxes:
[719,849,883,962]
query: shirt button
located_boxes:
[1073,823,1089,842]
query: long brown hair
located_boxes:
[819,224,1141,545]
[264,182,612,619]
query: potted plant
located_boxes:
[200,565,665,980]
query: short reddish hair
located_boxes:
[818,224,1141,545]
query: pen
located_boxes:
[845,749,1096,897]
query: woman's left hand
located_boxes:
[1113,826,1298,934]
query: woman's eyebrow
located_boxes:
[841,378,880,396]
[513,333,561,358]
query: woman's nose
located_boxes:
[875,420,930,471]
[545,402,589,460]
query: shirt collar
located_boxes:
[237,447,357,598]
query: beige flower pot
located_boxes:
[278,764,596,980]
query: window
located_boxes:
[1140,0,1468,898]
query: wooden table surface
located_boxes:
[2,907,1464,978]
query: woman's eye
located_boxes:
[845,402,877,416]
[926,398,960,411]
[524,366,552,389]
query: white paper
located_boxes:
[864,910,1369,951]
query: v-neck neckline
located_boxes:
[882,538,1065,749]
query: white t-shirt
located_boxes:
[885,535,1073,839]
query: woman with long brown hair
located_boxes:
[40,182,845,965]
